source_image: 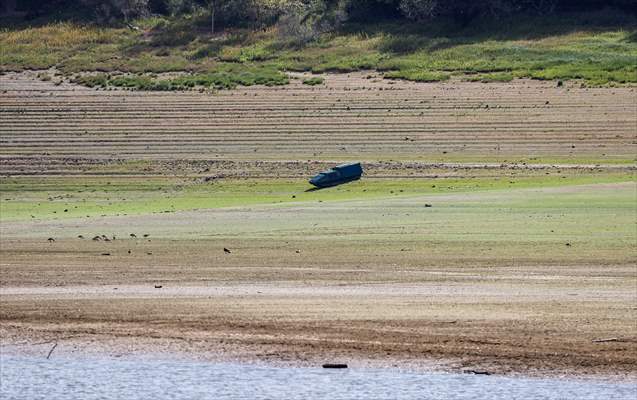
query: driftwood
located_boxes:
[463,369,492,375]
[322,363,348,369]
[592,338,619,343]
[46,342,58,359]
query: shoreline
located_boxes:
[2,327,635,383]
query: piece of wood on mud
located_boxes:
[46,342,58,359]
[322,363,348,369]
[463,369,492,375]
[592,337,619,343]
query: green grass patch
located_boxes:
[0,172,633,222]
[71,66,288,91]
[465,72,514,82]
[302,76,324,85]
[384,69,450,82]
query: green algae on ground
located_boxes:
[0,172,633,222]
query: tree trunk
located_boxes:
[210,1,215,34]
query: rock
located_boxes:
[47,238,55,242]
[154,285,162,289]
[425,204,432,208]
[224,247,231,254]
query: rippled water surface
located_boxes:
[1,355,635,399]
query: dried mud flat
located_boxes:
[1,73,636,379]
[1,71,636,177]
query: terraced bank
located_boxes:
[1,72,635,178]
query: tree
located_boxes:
[2,0,17,15]
[77,0,149,23]
[207,0,216,33]
[398,0,437,21]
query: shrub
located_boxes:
[72,74,110,87]
[302,76,324,85]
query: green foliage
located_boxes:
[302,76,324,85]
[72,74,110,87]
[70,65,289,91]
[220,43,275,62]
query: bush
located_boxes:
[72,74,110,87]
[302,76,324,85]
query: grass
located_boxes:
[464,72,514,83]
[384,70,450,82]
[1,10,635,88]
[0,172,633,222]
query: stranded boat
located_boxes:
[309,162,363,188]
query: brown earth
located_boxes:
[1,71,635,178]
[1,235,636,378]
[2,183,636,379]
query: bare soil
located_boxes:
[1,71,635,177]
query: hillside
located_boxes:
[1,8,636,89]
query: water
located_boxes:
[1,355,635,400]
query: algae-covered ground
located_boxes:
[0,172,633,222]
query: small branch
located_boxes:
[46,342,58,359]
[463,369,492,375]
[592,338,619,343]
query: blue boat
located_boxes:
[309,162,363,188]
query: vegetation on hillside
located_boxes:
[1,1,636,88]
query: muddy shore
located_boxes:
[1,75,635,380]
